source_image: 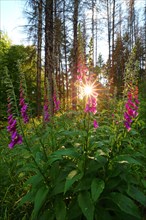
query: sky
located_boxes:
[0,0,145,62]
[0,0,27,45]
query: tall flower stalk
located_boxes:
[43,97,50,122]
[7,98,22,149]
[19,82,29,123]
[53,93,60,112]
[124,86,139,131]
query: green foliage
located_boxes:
[0,56,146,219]
[0,41,37,119]
[1,102,146,219]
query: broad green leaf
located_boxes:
[31,185,49,220]
[94,206,112,220]
[64,170,83,194]
[113,155,142,166]
[48,148,79,165]
[39,210,54,220]
[52,181,65,196]
[68,199,82,219]
[127,186,146,206]
[75,177,92,191]
[78,191,94,220]
[91,178,105,202]
[25,174,43,187]
[19,191,35,206]
[109,192,141,219]
[55,196,66,220]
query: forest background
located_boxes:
[0,0,146,219]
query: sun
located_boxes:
[84,85,93,96]
[79,79,98,99]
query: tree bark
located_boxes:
[36,0,42,117]
[45,0,54,117]
[72,0,79,110]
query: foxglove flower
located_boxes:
[85,97,97,114]
[7,100,22,148]
[93,120,99,129]
[124,87,139,131]
[43,96,50,122]
[44,102,50,122]
[19,83,29,123]
[53,94,60,112]
[9,131,23,149]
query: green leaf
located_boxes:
[55,196,66,220]
[39,210,54,220]
[64,170,83,194]
[25,174,43,187]
[127,186,146,206]
[78,191,94,220]
[113,155,142,166]
[91,178,105,202]
[48,148,79,165]
[109,192,141,219]
[19,191,35,206]
[94,206,113,220]
[68,199,82,219]
[31,185,49,220]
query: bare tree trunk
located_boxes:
[36,0,42,117]
[45,0,54,117]
[107,0,112,65]
[63,0,69,109]
[112,0,115,58]
[72,0,79,110]
[95,2,98,65]
[144,3,146,69]
[92,0,95,65]
[128,0,135,50]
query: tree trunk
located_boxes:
[36,0,42,117]
[107,0,112,65]
[63,0,69,109]
[72,0,79,110]
[45,0,54,117]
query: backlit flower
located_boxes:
[124,87,139,131]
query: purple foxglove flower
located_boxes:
[135,99,140,105]
[85,104,90,113]
[53,94,60,112]
[124,90,139,131]
[124,112,132,124]
[43,103,50,122]
[19,84,29,123]
[20,98,25,106]
[93,120,98,128]
[124,121,131,132]
[7,98,23,148]
[9,132,22,149]
[84,97,97,114]
[7,119,17,133]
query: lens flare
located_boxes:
[78,79,98,99]
[84,85,93,95]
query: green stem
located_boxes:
[6,71,49,185]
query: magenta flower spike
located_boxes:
[85,96,97,115]
[19,83,29,123]
[93,120,99,129]
[124,88,139,131]
[9,131,23,149]
[7,99,23,148]
[53,94,60,112]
